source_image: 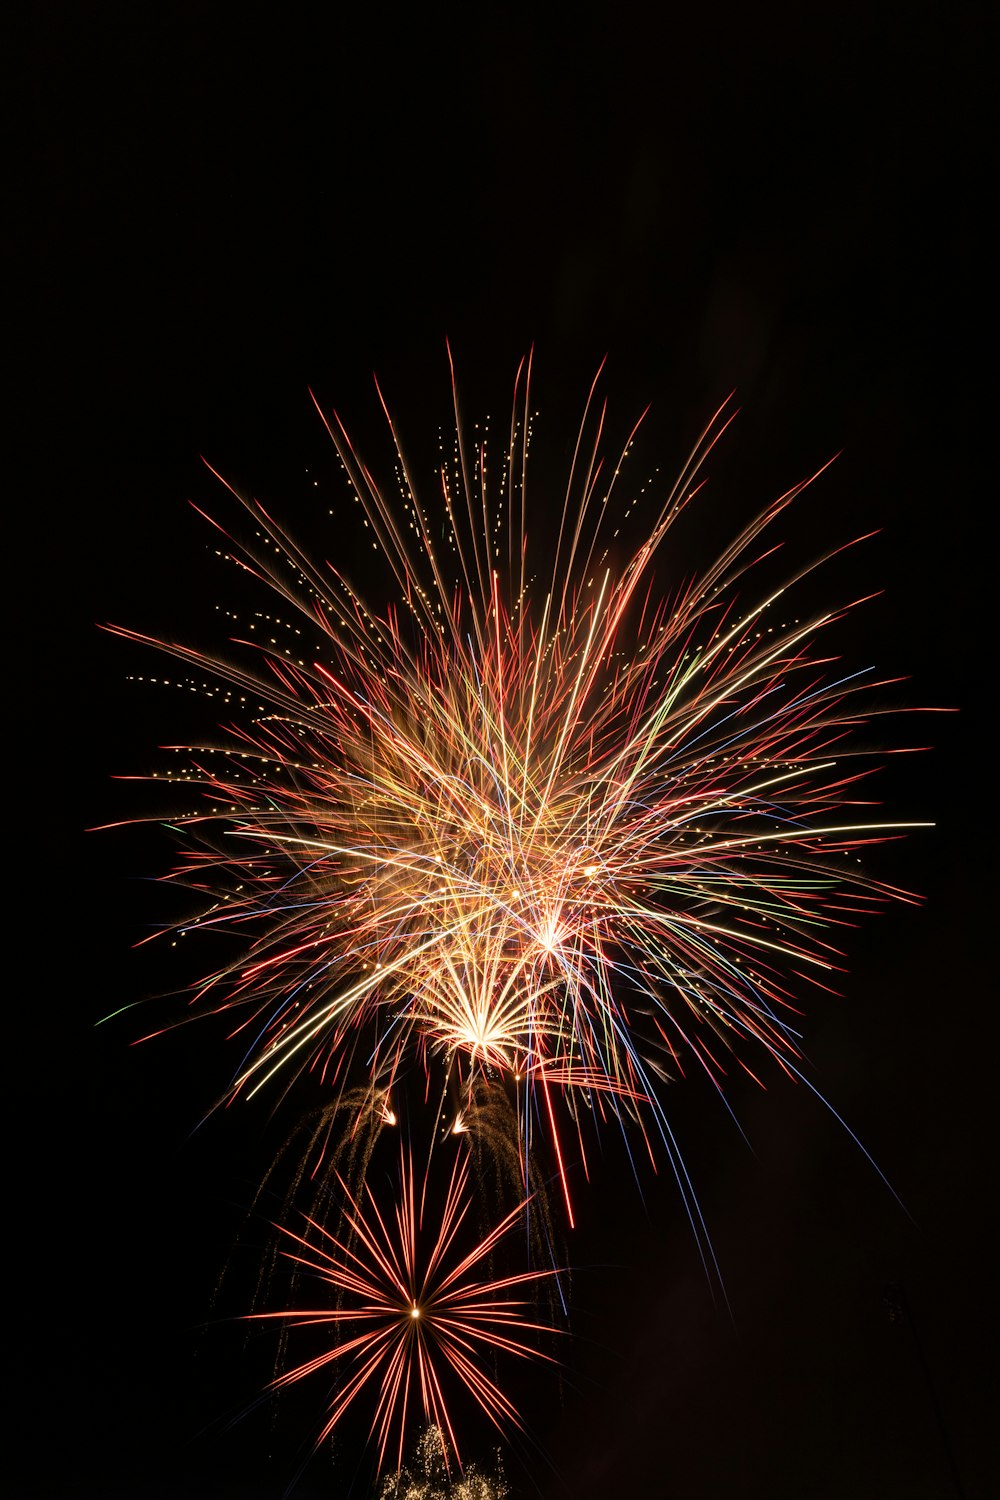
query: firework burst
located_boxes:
[377,1423,509,1499]
[252,1141,559,1474]
[107,351,924,1232]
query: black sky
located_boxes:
[13,3,992,1497]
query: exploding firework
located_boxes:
[377,1423,509,1499]
[232,1076,564,1422]
[107,351,923,1234]
[251,1141,559,1474]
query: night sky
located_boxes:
[15,4,992,1497]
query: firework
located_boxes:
[377,1424,509,1499]
[251,1141,559,1474]
[107,351,923,1231]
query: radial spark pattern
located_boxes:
[108,354,921,1227]
[253,1146,558,1472]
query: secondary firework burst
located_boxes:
[107,349,924,1229]
[251,1141,559,1474]
[377,1423,509,1499]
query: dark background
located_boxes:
[13,3,991,1496]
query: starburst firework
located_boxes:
[252,1143,558,1474]
[107,351,923,1230]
